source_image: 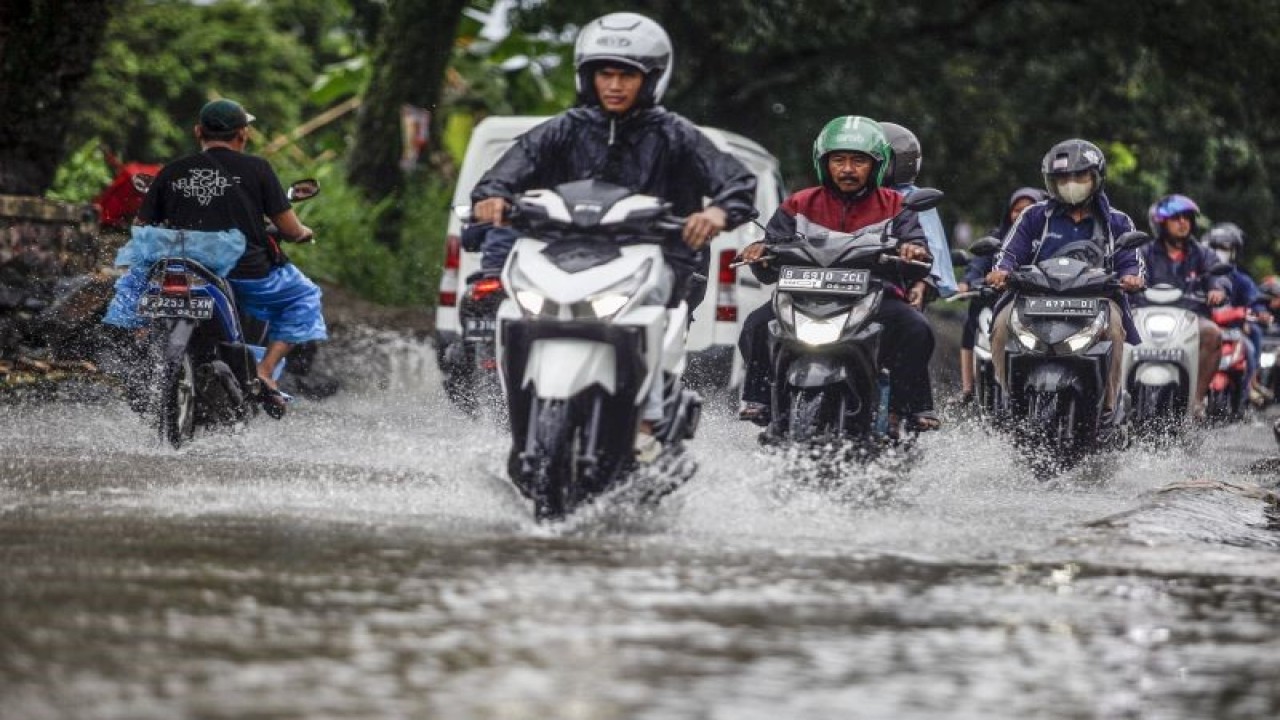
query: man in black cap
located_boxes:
[105,98,326,413]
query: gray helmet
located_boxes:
[1205,221,1245,251]
[1008,186,1049,209]
[574,13,673,107]
[880,122,921,186]
[1041,138,1106,206]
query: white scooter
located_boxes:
[949,236,1002,419]
[485,179,702,521]
[1124,284,1205,434]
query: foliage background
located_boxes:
[46,0,1280,305]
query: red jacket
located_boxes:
[754,186,927,293]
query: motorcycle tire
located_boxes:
[1024,390,1079,479]
[530,399,577,521]
[156,351,196,448]
[1207,387,1232,421]
[788,388,828,443]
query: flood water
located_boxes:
[2,333,1279,719]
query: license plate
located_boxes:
[463,317,496,337]
[777,266,869,295]
[1133,347,1183,362]
[138,293,214,319]
[1022,297,1100,317]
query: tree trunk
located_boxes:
[347,0,468,204]
[0,0,114,195]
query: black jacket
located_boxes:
[470,106,758,270]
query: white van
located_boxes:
[434,115,784,389]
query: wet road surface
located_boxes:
[3,336,1280,719]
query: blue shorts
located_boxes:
[104,263,327,344]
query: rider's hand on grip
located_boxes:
[474,197,512,226]
[1119,274,1144,293]
[683,206,728,250]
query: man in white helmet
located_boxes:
[470,12,758,313]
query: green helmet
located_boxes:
[812,115,891,188]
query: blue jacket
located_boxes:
[1140,238,1231,299]
[1225,266,1266,313]
[993,192,1145,343]
[893,183,957,296]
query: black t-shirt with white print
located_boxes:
[137,147,291,279]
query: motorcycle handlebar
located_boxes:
[945,285,998,302]
[878,254,933,269]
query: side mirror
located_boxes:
[1209,262,1234,276]
[951,249,973,266]
[287,178,320,202]
[1113,230,1152,251]
[968,235,1002,258]
[903,187,944,213]
[132,173,155,194]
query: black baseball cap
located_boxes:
[199,99,255,132]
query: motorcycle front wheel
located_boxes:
[528,399,579,521]
[1022,390,1079,479]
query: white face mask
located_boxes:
[1215,249,1234,265]
[1055,176,1094,205]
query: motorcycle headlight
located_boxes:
[775,292,796,332]
[787,294,875,346]
[1262,352,1276,369]
[508,262,551,317]
[514,289,546,315]
[573,259,652,320]
[794,310,845,345]
[1009,308,1047,352]
[1059,310,1107,353]
[1143,312,1178,341]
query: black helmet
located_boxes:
[880,122,921,187]
[1041,139,1106,206]
[1205,221,1245,251]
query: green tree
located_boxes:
[347,0,470,204]
[0,0,114,195]
[66,0,314,164]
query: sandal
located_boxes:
[907,411,942,432]
[738,401,771,427]
[260,386,293,419]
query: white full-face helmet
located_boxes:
[574,12,673,107]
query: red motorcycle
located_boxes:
[1207,306,1253,421]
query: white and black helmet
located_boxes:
[574,12,673,106]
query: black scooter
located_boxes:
[994,231,1151,476]
[441,267,507,418]
[755,188,942,448]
